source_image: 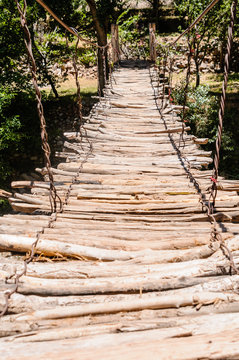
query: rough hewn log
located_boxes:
[12,291,232,321]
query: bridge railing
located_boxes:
[110,22,157,63]
[148,0,239,275]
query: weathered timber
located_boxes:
[1,61,239,359]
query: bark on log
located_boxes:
[12,291,232,321]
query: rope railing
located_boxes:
[151,0,238,273]
[35,0,122,95]
[35,0,110,49]
[0,0,117,317]
[171,0,221,46]
[1,0,238,317]
[0,0,64,318]
[14,0,62,214]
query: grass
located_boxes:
[43,75,97,98]
[56,76,97,96]
[0,76,98,215]
[201,73,239,95]
[172,71,239,98]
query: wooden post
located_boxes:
[149,23,156,62]
[111,24,120,64]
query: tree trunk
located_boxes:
[195,59,200,87]
[32,37,59,98]
[111,24,120,64]
[86,0,109,96]
[149,23,156,62]
[153,0,159,31]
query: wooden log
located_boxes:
[2,274,216,296]
[0,233,225,263]
[1,256,228,280]
[11,291,232,321]
[0,189,12,199]
[0,234,132,261]
[9,324,120,343]
[11,181,50,189]
[1,290,239,328]
[1,327,239,359]
[192,137,209,145]
[111,24,120,63]
[12,193,46,205]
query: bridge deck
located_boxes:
[1,62,239,359]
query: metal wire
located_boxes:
[0,213,57,317]
[14,0,61,213]
[150,63,239,277]
[0,0,63,318]
[155,0,239,274]
[72,37,83,135]
[36,0,110,49]
[209,0,238,209]
[179,39,193,149]
[171,0,220,46]
[160,47,169,109]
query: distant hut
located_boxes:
[127,1,151,10]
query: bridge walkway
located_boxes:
[1,61,239,359]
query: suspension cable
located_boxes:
[15,0,61,214]
[179,38,193,149]
[35,0,110,49]
[166,0,238,273]
[0,0,63,318]
[209,0,238,209]
[171,0,220,46]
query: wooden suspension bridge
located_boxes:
[1,59,239,358]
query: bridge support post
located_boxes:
[111,24,120,64]
[149,23,156,62]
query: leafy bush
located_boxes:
[0,86,23,182]
[77,47,97,67]
[172,83,239,178]
[117,10,149,58]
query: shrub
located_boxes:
[172,83,239,178]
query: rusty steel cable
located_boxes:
[14,0,61,214]
[153,0,239,274]
[35,0,110,50]
[171,0,220,46]
[160,47,169,109]
[179,39,193,149]
[63,137,93,206]
[72,37,83,136]
[0,213,57,317]
[1,0,113,318]
[150,65,239,276]
[206,0,239,274]
[209,0,238,210]
[0,0,63,318]
[168,52,174,97]
[102,47,107,87]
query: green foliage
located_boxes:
[117,10,149,58]
[0,86,23,180]
[172,83,239,178]
[77,47,97,66]
[0,199,12,215]
[174,0,239,85]
[117,10,148,41]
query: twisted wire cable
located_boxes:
[14,0,62,213]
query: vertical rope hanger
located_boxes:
[209,0,238,210]
[160,47,169,109]
[14,0,62,213]
[179,36,193,149]
[72,37,83,134]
